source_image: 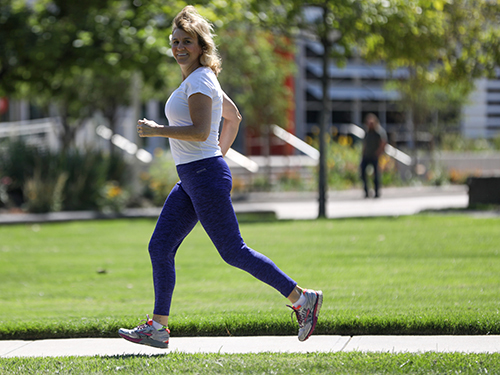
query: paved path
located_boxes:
[232,186,469,220]
[322,194,464,219]
[2,335,500,358]
[0,185,472,225]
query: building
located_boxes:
[294,39,500,144]
[295,39,405,143]
[462,69,500,138]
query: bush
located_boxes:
[140,149,178,206]
[325,137,402,190]
[0,139,130,213]
[96,180,131,214]
[440,133,500,151]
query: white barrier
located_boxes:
[0,118,61,150]
[271,124,320,160]
[225,148,259,173]
[96,125,152,163]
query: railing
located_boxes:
[225,148,259,173]
[271,124,320,160]
[95,125,153,163]
[0,118,61,150]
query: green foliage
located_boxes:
[492,135,500,151]
[252,0,373,64]
[140,149,178,206]
[97,181,131,214]
[1,215,499,340]
[0,0,180,148]
[276,169,310,191]
[314,137,401,190]
[218,25,295,132]
[326,139,362,189]
[251,0,500,154]
[440,133,500,152]
[1,0,297,149]
[0,139,130,212]
[24,170,69,213]
[365,0,500,80]
[386,78,469,135]
[364,0,500,136]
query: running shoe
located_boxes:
[288,289,323,342]
[118,315,169,349]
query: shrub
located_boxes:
[140,149,178,206]
[440,133,499,152]
[97,180,131,214]
[325,138,401,190]
[0,139,130,213]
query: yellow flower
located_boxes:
[108,184,122,199]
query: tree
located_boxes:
[0,0,180,150]
[219,26,293,154]
[250,0,500,216]
[363,0,500,155]
[1,0,295,155]
[249,0,384,217]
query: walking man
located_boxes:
[360,113,387,198]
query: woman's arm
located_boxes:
[218,91,242,156]
[137,93,212,141]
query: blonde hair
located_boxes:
[171,6,222,76]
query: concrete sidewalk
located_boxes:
[233,185,470,220]
[2,335,500,358]
[0,185,472,225]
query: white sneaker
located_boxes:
[118,315,169,349]
[288,289,323,341]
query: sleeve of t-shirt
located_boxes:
[185,70,216,99]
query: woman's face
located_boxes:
[171,28,202,69]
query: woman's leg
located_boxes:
[118,181,197,348]
[148,181,198,319]
[177,157,297,299]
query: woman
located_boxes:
[118,6,322,349]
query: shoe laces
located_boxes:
[134,314,153,331]
[287,304,305,328]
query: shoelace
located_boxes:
[287,305,305,328]
[134,314,153,331]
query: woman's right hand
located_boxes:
[137,118,162,137]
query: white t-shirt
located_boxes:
[165,67,223,165]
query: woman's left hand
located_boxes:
[137,118,162,137]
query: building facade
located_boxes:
[294,39,500,143]
[462,69,500,138]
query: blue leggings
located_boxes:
[148,156,297,315]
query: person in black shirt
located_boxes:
[360,113,387,198]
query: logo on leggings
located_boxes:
[196,168,207,174]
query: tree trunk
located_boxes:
[318,6,332,219]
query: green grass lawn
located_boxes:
[1,352,500,374]
[1,214,499,339]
